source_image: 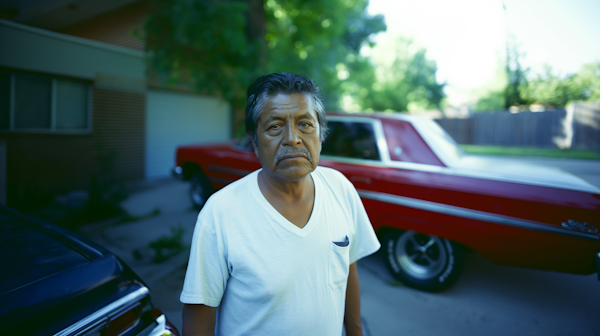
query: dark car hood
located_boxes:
[0,207,146,336]
[0,214,91,296]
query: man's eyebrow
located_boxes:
[295,112,317,120]
[263,115,285,123]
[262,112,316,123]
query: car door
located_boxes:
[205,137,262,189]
[319,116,388,196]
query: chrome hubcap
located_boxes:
[395,231,447,280]
[191,178,205,206]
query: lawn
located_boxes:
[459,145,600,160]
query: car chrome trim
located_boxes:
[357,190,599,241]
[148,314,175,336]
[326,115,600,194]
[208,165,252,176]
[320,155,387,167]
[54,287,149,336]
[172,166,184,180]
[561,219,598,234]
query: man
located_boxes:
[180,72,380,336]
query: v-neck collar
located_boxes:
[251,169,320,238]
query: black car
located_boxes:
[0,204,179,336]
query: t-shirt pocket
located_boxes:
[328,237,350,290]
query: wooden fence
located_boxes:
[435,102,600,150]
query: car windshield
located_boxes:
[414,118,464,166]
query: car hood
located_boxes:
[452,155,600,193]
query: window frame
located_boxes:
[320,116,391,166]
[0,70,92,134]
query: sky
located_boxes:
[366,0,600,106]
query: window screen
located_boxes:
[0,72,90,133]
[56,80,88,130]
[321,121,380,160]
[14,75,51,129]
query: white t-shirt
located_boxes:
[180,166,380,336]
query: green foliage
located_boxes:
[133,225,187,263]
[474,90,505,112]
[142,0,448,113]
[474,50,600,111]
[144,0,385,111]
[144,0,261,106]
[149,225,186,263]
[345,35,445,112]
[521,65,581,107]
[263,0,385,110]
[520,62,600,107]
[87,146,127,221]
[504,41,529,108]
[472,57,507,112]
[573,62,600,102]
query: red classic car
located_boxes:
[174,113,600,291]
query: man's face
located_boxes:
[253,93,321,182]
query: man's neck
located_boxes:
[258,170,312,201]
[257,170,315,228]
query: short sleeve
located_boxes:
[180,210,229,307]
[346,179,381,264]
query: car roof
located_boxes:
[327,111,429,122]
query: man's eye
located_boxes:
[299,121,313,127]
[269,124,282,130]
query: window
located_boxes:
[0,71,90,133]
[321,121,380,160]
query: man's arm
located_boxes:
[182,304,217,336]
[344,262,363,336]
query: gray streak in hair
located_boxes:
[244,72,328,145]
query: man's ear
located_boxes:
[246,132,259,157]
[252,139,259,157]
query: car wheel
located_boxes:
[383,229,464,292]
[190,172,212,210]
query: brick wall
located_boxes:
[58,1,148,51]
[1,87,145,208]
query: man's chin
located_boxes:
[272,164,316,181]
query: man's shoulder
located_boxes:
[203,170,258,210]
[314,166,352,188]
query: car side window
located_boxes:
[321,121,380,160]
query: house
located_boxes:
[0,0,232,209]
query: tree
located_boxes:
[263,0,385,110]
[472,57,507,112]
[343,35,445,113]
[143,0,385,114]
[570,62,600,102]
[144,0,263,109]
[521,62,600,107]
[504,39,529,108]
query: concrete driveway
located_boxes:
[78,157,600,335]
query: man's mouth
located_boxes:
[280,153,307,160]
[274,147,312,164]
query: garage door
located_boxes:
[146,89,231,179]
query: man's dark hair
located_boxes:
[245,72,327,144]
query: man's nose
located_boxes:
[282,123,301,145]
